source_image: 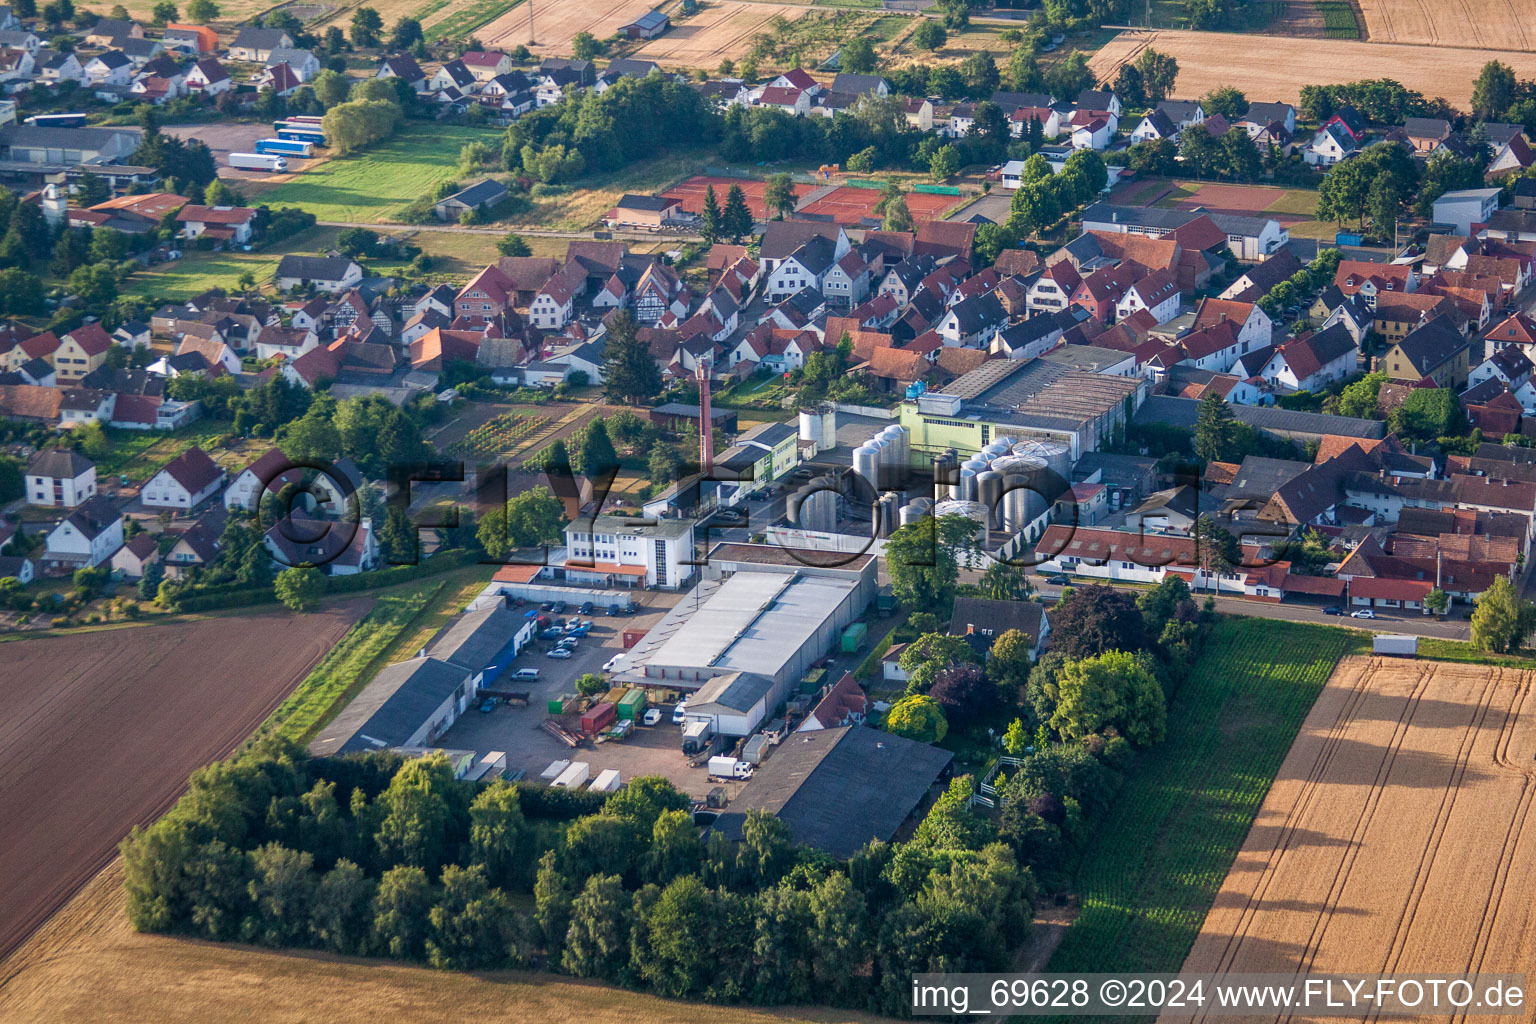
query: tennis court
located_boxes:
[660,175,815,221]
[798,185,959,226]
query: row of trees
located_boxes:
[123,740,1035,1014]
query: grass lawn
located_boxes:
[512,149,714,231]
[1264,188,1320,217]
[1048,617,1357,975]
[258,124,500,223]
[85,421,262,481]
[122,226,345,302]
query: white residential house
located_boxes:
[36,49,82,83]
[82,50,130,86]
[43,497,122,570]
[1114,270,1181,324]
[140,447,225,509]
[25,449,96,507]
[821,250,870,308]
[1304,124,1356,167]
[1071,117,1112,151]
[184,57,230,95]
[1258,324,1357,393]
[266,47,318,81]
[1130,109,1179,144]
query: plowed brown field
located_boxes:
[0,606,364,963]
[1166,656,1536,1023]
[1089,30,1536,107]
[1357,0,1536,52]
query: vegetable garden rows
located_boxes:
[449,412,551,458]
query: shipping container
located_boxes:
[546,692,579,715]
[742,734,769,765]
[552,761,590,789]
[599,686,626,705]
[841,621,868,653]
[590,768,622,793]
[580,702,617,735]
[616,687,648,720]
[540,759,571,781]
[682,719,714,755]
[622,629,646,648]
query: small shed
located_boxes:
[621,9,670,38]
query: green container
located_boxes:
[547,697,565,714]
[841,622,868,653]
[616,688,648,720]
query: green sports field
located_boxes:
[256,124,502,224]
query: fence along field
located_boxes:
[1088,28,1536,107]
[1355,0,1536,51]
[1166,656,1536,1019]
[1047,618,1357,975]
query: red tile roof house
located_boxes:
[1071,263,1139,322]
[140,446,225,509]
[795,672,869,732]
[176,204,257,246]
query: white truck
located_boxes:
[708,755,753,780]
[229,151,288,172]
[552,760,590,789]
[590,768,622,793]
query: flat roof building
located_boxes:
[713,725,953,858]
[619,568,871,732]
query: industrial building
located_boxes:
[562,514,696,588]
[617,563,872,736]
[310,599,532,757]
[899,358,1148,462]
[713,726,953,858]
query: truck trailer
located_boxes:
[552,761,590,789]
[255,137,313,157]
[229,152,288,172]
[590,768,622,793]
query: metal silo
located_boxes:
[853,443,881,498]
[806,480,838,532]
[932,449,958,501]
[1029,437,1072,484]
[976,469,1003,529]
[931,499,989,546]
[982,441,1010,462]
[994,454,1049,533]
[899,502,927,528]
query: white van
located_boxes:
[512,668,540,680]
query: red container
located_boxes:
[622,630,646,649]
[580,702,617,735]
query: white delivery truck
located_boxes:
[229,152,288,172]
[708,755,753,780]
[590,768,622,793]
[552,761,591,789]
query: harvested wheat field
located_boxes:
[1356,0,1536,52]
[0,606,364,963]
[1090,29,1536,107]
[1166,656,1536,1024]
[635,2,814,65]
[0,861,881,1024]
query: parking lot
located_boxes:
[436,588,749,800]
[164,122,318,182]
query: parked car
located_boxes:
[551,601,566,614]
[672,702,688,724]
[1350,608,1376,619]
[512,668,540,680]
[557,638,578,650]
[1043,573,1071,585]
[579,602,594,615]
[642,707,662,726]
[1322,606,1342,616]
[478,697,498,713]
[547,648,572,659]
